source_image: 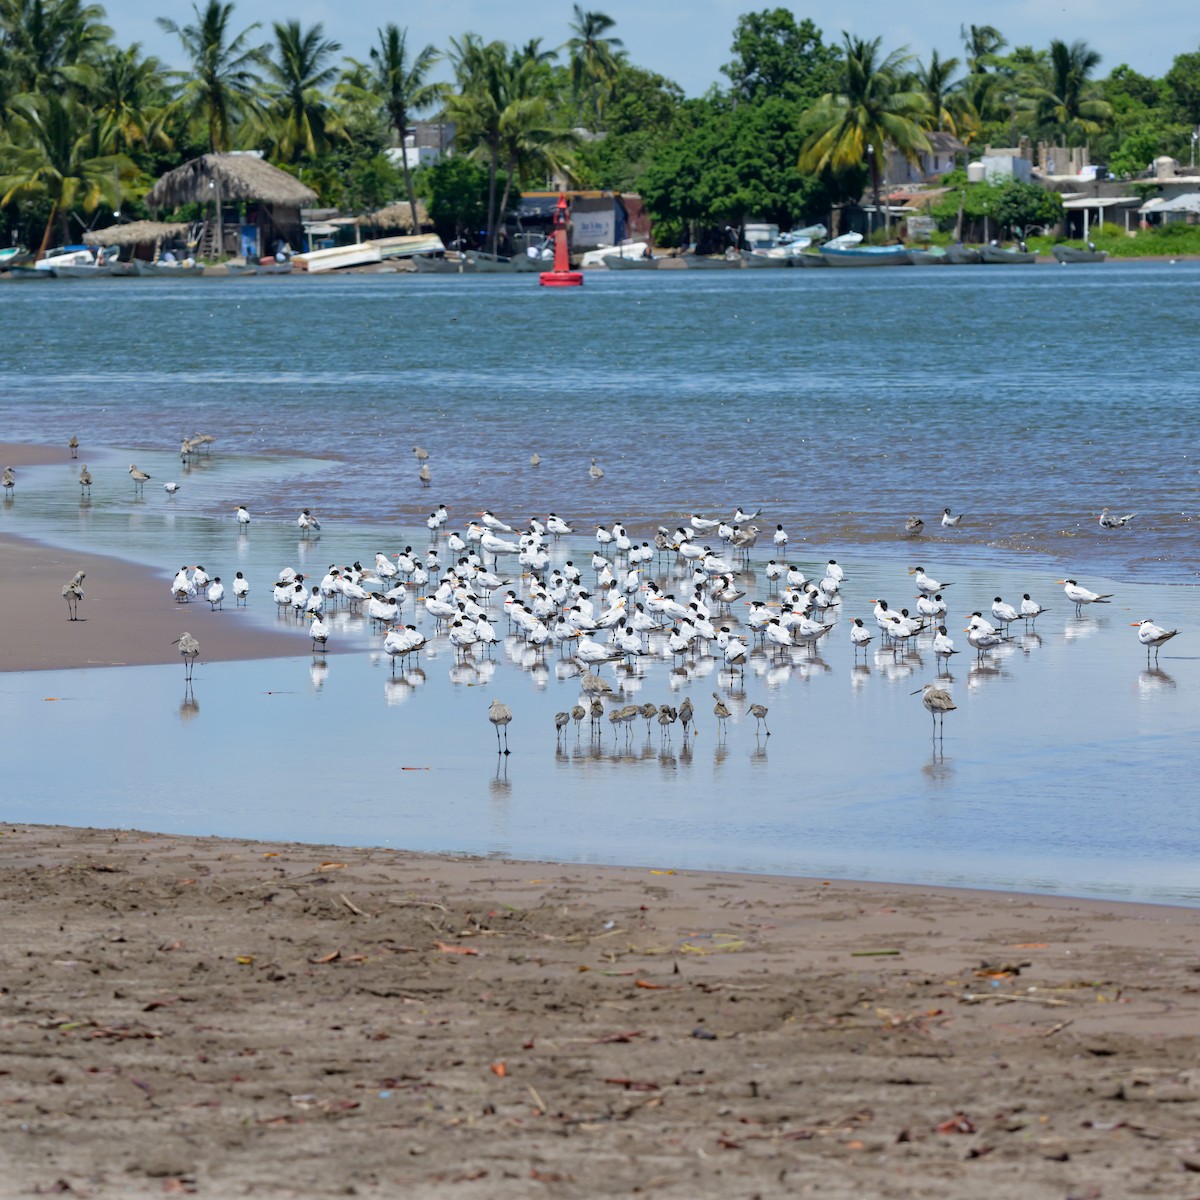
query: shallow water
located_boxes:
[3,264,1199,581]
[2,266,1199,905]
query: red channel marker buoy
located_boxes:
[539,192,583,287]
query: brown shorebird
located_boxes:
[530,452,541,468]
[489,698,512,754]
[2,466,14,493]
[68,435,79,459]
[554,711,570,742]
[62,570,86,620]
[588,457,604,480]
[749,702,770,736]
[678,695,694,736]
[912,682,955,737]
[419,464,431,487]
[711,691,730,735]
[413,445,429,464]
[904,515,924,536]
[78,464,92,494]
[173,632,200,682]
[129,463,150,493]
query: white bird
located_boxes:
[1098,508,1137,529]
[236,505,250,526]
[690,513,720,532]
[171,566,195,602]
[546,513,573,537]
[911,682,955,736]
[163,481,180,496]
[990,596,1020,628]
[190,565,210,591]
[932,626,958,662]
[480,510,514,532]
[850,617,873,653]
[1131,619,1179,663]
[1019,593,1047,622]
[298,508,321,533]
[772,524,788,546]
[206,578,224,610]
[732,507,761,523]
[940,508,965,527]
[233,572,249,605]
[965,623,1007,660]
[825,560,845,584]
[173,631,200,681]
[309,615,330,653]
[1058,579,1113,615]
[910,566,952,595]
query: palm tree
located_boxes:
[261,20,341,161]
[1,0,112,93]
[1032,39,1112,145]
[799,35,930,232]
[80,44,175,155]
[0,91,134,254]
[913,50,962,134]
[565,5,623,126]
[367,25,440,226]
[960,24,1006,74]
[156,0,267,152]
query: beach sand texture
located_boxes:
[2,824,1199,1198]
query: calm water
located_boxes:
[3,264,1199,581]
[2,265,1199,904]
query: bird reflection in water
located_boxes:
[923,748,954,778]
[967,662,1006,689]
[1138,667,1176,692]
[179,683,199,721]
[309,659,328,692]
[490,758,512,800]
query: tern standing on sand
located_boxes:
[489,698,512,754]
[233,572,249,605]
[173,632,200,681]
[62,570,86,620]
[912,682,955,736]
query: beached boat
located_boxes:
[465,250,544,274]
[0,246,29,272]
[980,245,1038,265]
[1052,244,1108,264]
[744,250,790,267]
[412,253,475,274]
[945,245,983,264]
[6,264,54,280]
[581,241,649,268]
[292,243,382,273]
[795,252,829,267]
[908,247,950,265]
[134,259,206,277]
[374,234,445,261]
[820,244,911,267]
[602,253,661,270]
[682,252,746,269]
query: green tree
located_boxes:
[960,23,1006,74]
[80,44,174,157]
[1,0,111,93]
[564,5,622,126]
[418,154,490,243]
[366,25,440,227]
[721,9,840,107]
[1032,39,1111,144]
[0,91,134,253]
[261,20,341,162]
[156,0,267,152]
[1165,50,1200,126]
[912,49,963,134]
[798,34,930,229]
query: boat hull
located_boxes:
[602,255,659,270]
[682,254,745,269]
[907,249,949,266]
[980,247,1038,264]
[819,246,911,267]
[293,244,382,272]
[744,252,790,268]
[796,253,828,267]
[412,255,475,274]
[1052,245,1108,264]
[945,246,982,264]
[134,260,206,277]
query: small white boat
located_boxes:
[293,242,382,272]
[374,234,446,261]
[602,253,661,270]
[1052,244,1108,264]
[581,241,648,268]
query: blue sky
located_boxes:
[109,0,1198,97]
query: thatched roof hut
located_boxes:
[88,220,190,249]
[145,154,317,257]
[145,154,317,209]
[356,201,429,233]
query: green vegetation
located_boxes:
[3,2,1200,254]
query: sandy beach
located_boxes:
[1,823,1198,1198]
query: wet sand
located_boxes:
[1,442,79,467]
[1,823,1197,1198]
[0,531,297,671]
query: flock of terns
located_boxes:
[62,498,1177,753]
[20,435,1180,752]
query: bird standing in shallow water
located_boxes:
[530,453,541,468]
[588,457,604,480]
[905,515,923,536]
[1098,508,1137,529]
[1058,579,1113,615]
[129,463,150,493]
[3,466,15,494]
[1131,619,1178,664]
[78,465,92,495]
[912,682,955,737]
[489,698,512,754]
[68,436,79,459]
[941,508,964,527]
[712,691,731,736]
[62,570,85,620]
[419,464,431,487]
[173,632,200,681]
[749,702,769,735]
